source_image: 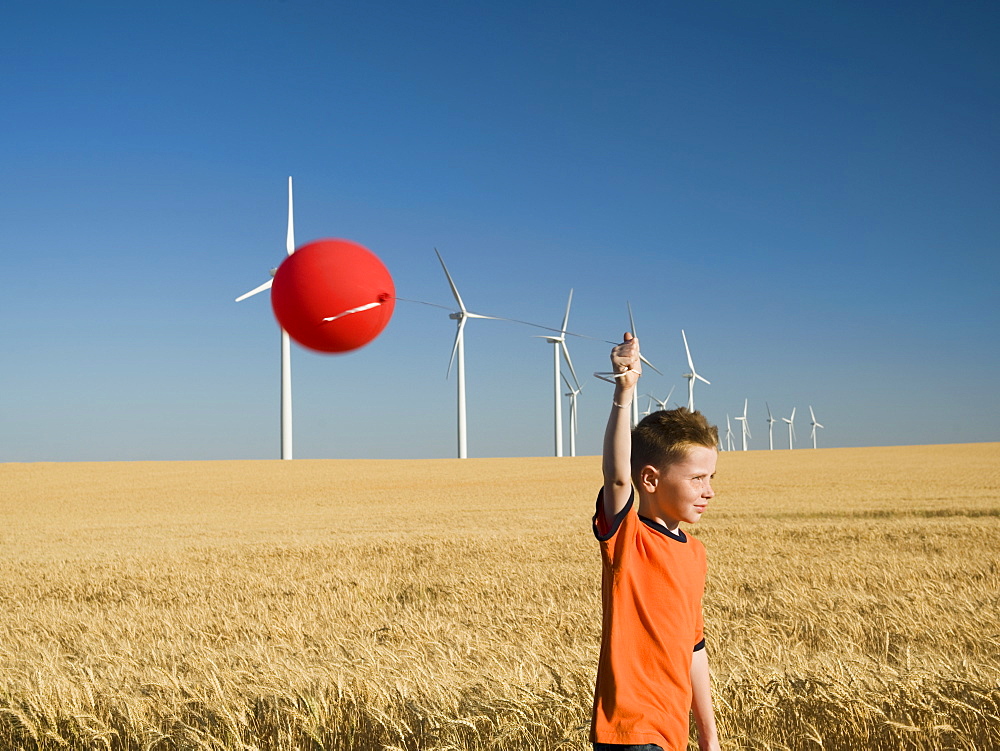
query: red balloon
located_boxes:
[271,239,395,353]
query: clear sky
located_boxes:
[2,0,997,461]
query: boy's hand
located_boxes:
[611,332,642,392]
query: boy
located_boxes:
[591,332,721,751]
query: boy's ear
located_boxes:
[638,464,659,493]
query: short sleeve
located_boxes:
[593,486,634,541]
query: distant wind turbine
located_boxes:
[810,406,825,449]
[725,415,735,452]
[664,385,677,409]
[783,407,797,450]
[734,398,751,451]
[435,248,499,459]
[681,330,710,411]
[562,373,583,457]
[766,402,777,450]
[539,290,580,457]
[648,385,676,414]
[627,303,662,427]
[235,176,296,460]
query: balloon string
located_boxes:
[321,301,383,323]
[392,295,617,345]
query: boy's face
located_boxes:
[644,445,718,527]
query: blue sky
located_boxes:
[2,0,997,461]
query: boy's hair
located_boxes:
[631,407,719,480]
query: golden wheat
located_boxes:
[0,444,998,749]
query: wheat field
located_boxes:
[1,443,998,750]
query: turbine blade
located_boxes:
[639,353,663,376]
[628,300,662,369]
[435,248,468,312]
[682,330,695,371]
[664,385,675,405]
[810,405,816,422]
[447,317,466,378]
[561,341,580,390]
[766,401,773,420]
[235,278,273,302]
[286,176,295,256]
[696,374,710,385]
[561,289,574,334]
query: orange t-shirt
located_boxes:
[591,488,706,750]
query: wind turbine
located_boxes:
[235,176,296,460]
[642,395,654,417]
[435,248,498,459]
[681,330,710,411]
[627,302,662,427]
[783,407,797,450]
[734,398,751,451]
[810,406,825,449]
[648,385,676,414]
[562,373,583,457]
[765,402,777,450]
[725,415,735,452]
[539,290,580,457]
[664,385,677,409]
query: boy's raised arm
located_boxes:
[602,332,641,521]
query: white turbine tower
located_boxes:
[627,302,662,427]
[765,402,777,451]
[562,373,583,457]
[734,398,751,451]
[725,415,735,452]
[810,406,825,449]
[235,176,296,460]
[681,330,710,411]
[435,249,498,459]
[540,290,580,457]
[783,407,797,450]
